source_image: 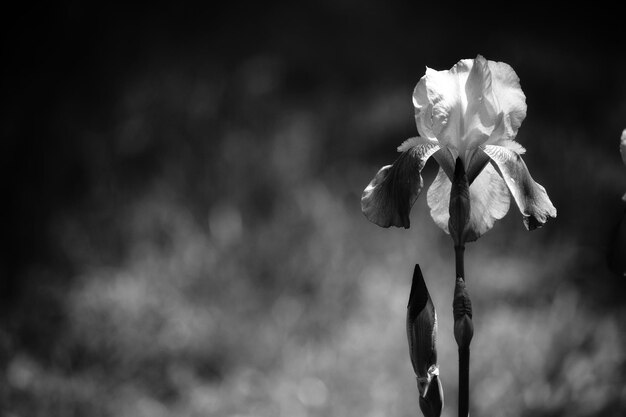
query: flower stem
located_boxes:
[458,347,470,417]
[453,244,472,417]
[454,245,465,279]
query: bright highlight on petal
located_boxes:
[423,64,465,150]
[483,145,556,230]
[462,56,498,150]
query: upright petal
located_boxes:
[362,139,440,228]
[486,61,527,144]
[415,56,501,155]
[426,164,510,241]
[422,61,471,150]
[462,55,498,151]
[413,80,437,141]
[483,145,556,229]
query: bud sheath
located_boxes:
[453,276,473,349]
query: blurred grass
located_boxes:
[2,3,626,417]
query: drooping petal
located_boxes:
[486,61,527,144]
[499,139,526,154]
[483,145,556,229]
[464,140,525,184]
[401,137,455,182]
[426,164,510,241]
[397,136,437,152]
[431,145,456,181]
[362,139,440,228]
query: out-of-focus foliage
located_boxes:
[1,3,625,417]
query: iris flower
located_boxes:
[361,55,556,242]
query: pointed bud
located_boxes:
[449,158,471,246]
[407,264,437,380]
[453,277,473,349]
[406,265,443,416]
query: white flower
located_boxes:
[362,55,556,241]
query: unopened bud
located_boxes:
[449,158,471,246]
[406,265,443,417]
[406,264,438,379]
[453,277,473,349]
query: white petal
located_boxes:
[426,164,510,240]
[465,148,490,184]
[483,145,556,229]
[499,139,526,154]
[431,146,456,181]
[413,79,437,141]
[462,55,499,150]
[398,136,438,153]
[486,60,527,144]
[465,140,525,184]
[464,163,511,241]
[362,141,440,228]
[426,167,452,234]
[415,56,501,155]
[422,62,469,150]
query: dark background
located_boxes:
[2,3,625,416]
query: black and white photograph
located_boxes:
[2,3,625,416]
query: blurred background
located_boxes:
[1,3,625,416]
